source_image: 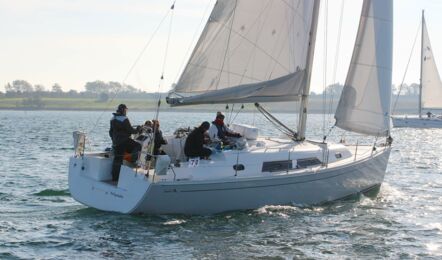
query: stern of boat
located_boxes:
[68,154,151,214]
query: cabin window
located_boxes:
[262,160,292,172]
[335,153,342,159]
[296,158,322,168]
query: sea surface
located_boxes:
[0,110,441,259]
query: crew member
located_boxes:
[152,120,167,155]
[143,120,153,133]
[184,121,212,159]
[109,104,141,182]
[208,113,241,143]
[427,111,433,118]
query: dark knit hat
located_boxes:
[117,104,127,113]
[200,121,210,130]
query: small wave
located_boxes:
[0,192,12,201]
[33,189,70,197]
[0,252,17,259]
[163,219,186,225]
[60,147,74,150]
[255,204,299,215]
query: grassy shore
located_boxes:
[0,96,421,114]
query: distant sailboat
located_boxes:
[69,0,393,215]
[392,11,442,128]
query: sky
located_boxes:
[1,0,442,94]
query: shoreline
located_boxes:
[0,107,421,115]
[0,96,422,114]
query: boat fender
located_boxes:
[73,131,85,156]
[155,155,171,175]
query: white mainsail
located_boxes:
[421,15,442,109]
[334,0,393,137]
[167,0,316,105]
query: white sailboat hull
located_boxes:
[68,0,394,216]
[69,144,391,215]
[392,116,442,128]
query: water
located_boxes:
[0,110,441,259]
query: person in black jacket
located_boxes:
[184,121,212,159]
[152,120,167,155]
[109,104,141,181]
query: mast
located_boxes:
[297,0,321,141]
[419,10,424,118]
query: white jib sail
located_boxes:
[421,16,442,109]
[334,0,393,137]
[168,0,316,105]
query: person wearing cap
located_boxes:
[109,104,141,181]
[208,113,241,143]
[184,121,212,159]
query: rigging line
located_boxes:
[252,109,256,126]
[322,0,328,161]
[323,125,335,142]
[150,0,176,173]
[322,0,328,139]
[328,0,345,125]
[255,103,297,139]
[392,20,421,115]
[149,0,175,175]
[154,1,176,122]
[257,106,291,135]
[260,110,293,138]
[86,3,174,136]
[230,104,244,125]
[160,2,176,87]
[228,104,235,125]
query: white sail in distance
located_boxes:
[421,15,442,109]
[334,0,393,137]
[167,0,316,106]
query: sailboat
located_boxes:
[392,11,442,128]
[69,0,393,215]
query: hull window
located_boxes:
[296,158,322,168]
[262,160,292,172]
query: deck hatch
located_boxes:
[262,160,292,172]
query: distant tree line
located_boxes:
[0,80,162,100]
[0,80,166,108]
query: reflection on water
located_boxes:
[0,110,441,258]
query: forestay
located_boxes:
[421,16,442,109]
[335,0,393,137]
[167,0,316,106]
